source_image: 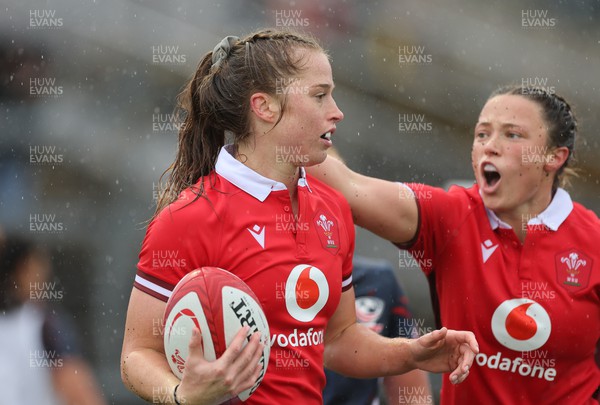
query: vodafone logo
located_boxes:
[285,264,329,322]
[491,298,551,352]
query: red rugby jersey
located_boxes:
[400,183,600,405]
[135,145,355,404]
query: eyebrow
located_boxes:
[476,121,524,130]
[310,83,334,90]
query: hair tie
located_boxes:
[211,35,240,69]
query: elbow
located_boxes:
[322,346,334,371]
[120,356,128,388]
[120,351,133,391]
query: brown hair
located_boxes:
[489,85,579,191]
[154,29,323,217]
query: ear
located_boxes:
[249,92,279,123]
[544,146,569,173]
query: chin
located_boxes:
[480,192,501,211]
[306,152,327,167]
[483,196,516,217]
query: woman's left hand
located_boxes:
[409,327,479,384]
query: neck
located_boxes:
[496,211,529,243]
[235,142,300,192]
[494,190,553,243]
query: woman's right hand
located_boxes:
[176,326,265,405]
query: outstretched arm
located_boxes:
[309,155,418,244]
[324,288,478,384]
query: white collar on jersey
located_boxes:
[485,188,573,231]
[214,144,311,202]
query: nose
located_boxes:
[330,98,344,123]
[482,133,501,156]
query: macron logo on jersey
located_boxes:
[481,239,498,263]
[247,224,265,249]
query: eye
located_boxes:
[475,131,487,139]
[507,132,521,139]
[316,93,326,100]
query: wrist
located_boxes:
[173,383,183,404]
[405,338,420,370]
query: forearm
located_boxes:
[324,323,416,378]
[121,348,180,404]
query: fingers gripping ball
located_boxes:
[163,267,270,401]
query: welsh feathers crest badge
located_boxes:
[555,249,592,293]
[314,211,340,255]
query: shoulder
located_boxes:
[404,182,481,204]
[408,182,484,221]
[570,202,600,223]
[566,201,600,234]
[152,174,240,228]
[442,183,482,205]
[141,175,241,253]
[306,174,353,226]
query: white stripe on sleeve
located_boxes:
[135,274,173,299]
[341,275,353,289]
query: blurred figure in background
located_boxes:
[0,234,107,405]
[323,255,432,405]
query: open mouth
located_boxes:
[320,131,332,141]
[483,163,501,187]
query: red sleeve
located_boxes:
[396,183,465,276]
[340,196,355,292]
[134,203,214,302]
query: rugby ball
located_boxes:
[163,267,270,402]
